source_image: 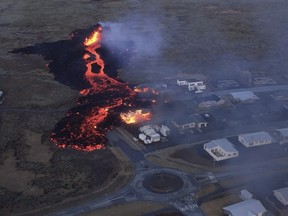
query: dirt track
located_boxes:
[1,0,288,215]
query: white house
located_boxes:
[229,91,259,103]
[188,81,206,93]
[176,79,206,93]
[177,79,188,86]
[223,199,267,216]
[276,128,288,144]
[273,187,288,206]
[204,139,239,161]
[238,132,273,147]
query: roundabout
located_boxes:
[143,172,184,194]
[131,165,197,202]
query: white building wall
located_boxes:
[204,146,238,161]
[177,80,188,86]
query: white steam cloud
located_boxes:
[102,16,164,58]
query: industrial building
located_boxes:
[273,187,288,206]
[238,132,273,147]
[229,91,259,103]
[204,138,239,161]
[171,114,207,132]
[223,199,266,216]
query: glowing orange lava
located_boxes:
[120,109,151,124]
[16,24,151,152]
[77,25,135,150]
[134,87,149,93]
[84,27,102,46]
[134,87,159,95]
[83,26,105,78]
[51,24,137,151]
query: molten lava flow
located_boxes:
[134,87,159,95]
[120,109,151,124]
[51,24,137,151]
[13,24,155,151]
[83,26,105,78]
[134,87,149,93]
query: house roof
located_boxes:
[204,139,238,153]
[223,199,266,216]
[238,132,272,143]
[277,128,288,138]
[274,187,288,202]
[230,91,259,101]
